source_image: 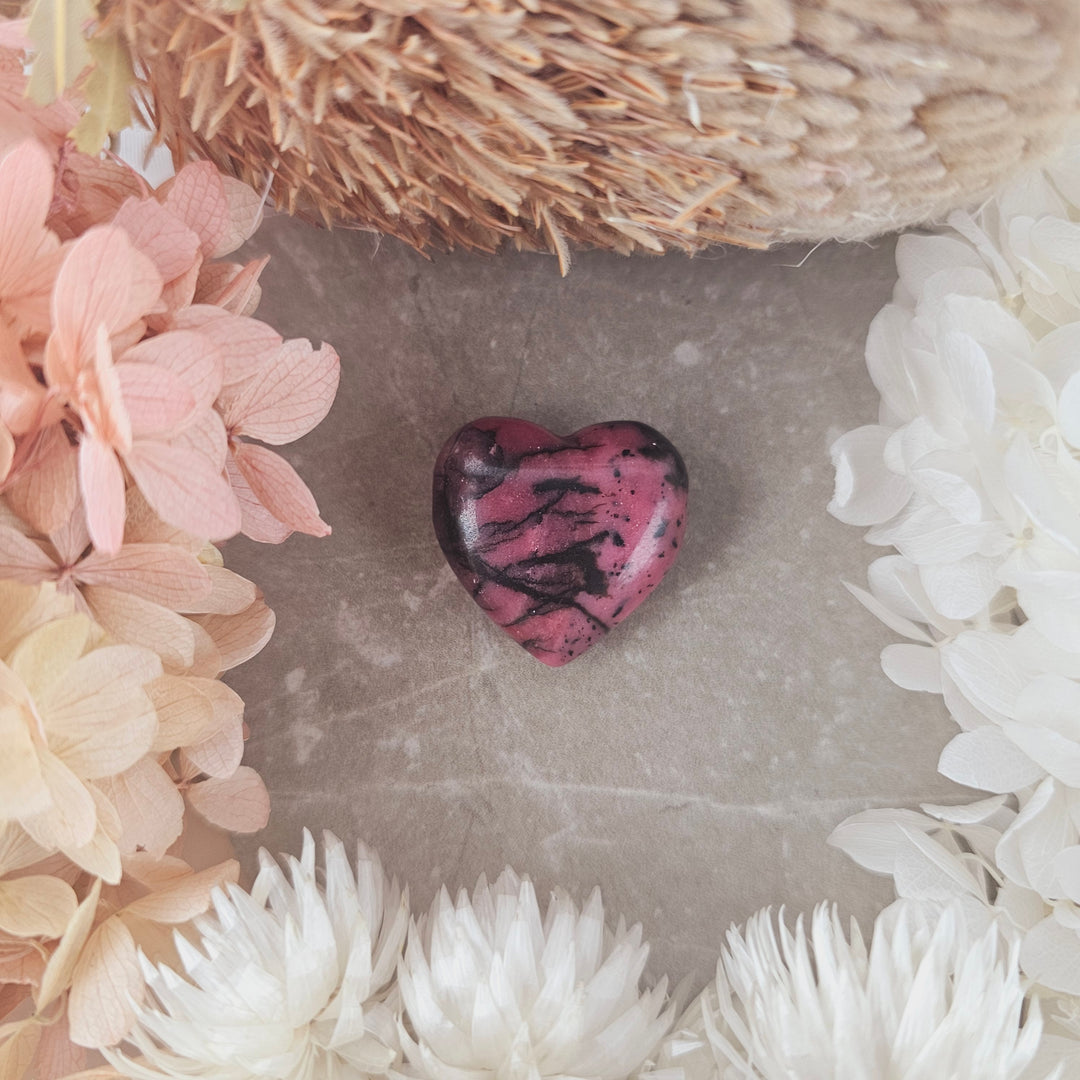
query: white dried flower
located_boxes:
[828,135,1080,1006]
[106,830,408,1079]
[650,902,1053,1080]
[396,868,674,1080]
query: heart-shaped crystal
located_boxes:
[432,417,688,666]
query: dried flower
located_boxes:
[651,902,1051,1080]
[398,868,674,1080]
[107,831,407,1078]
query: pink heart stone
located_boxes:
[432,417,688,666]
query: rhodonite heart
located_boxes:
[432,417,688,666]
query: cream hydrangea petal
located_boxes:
[0,875,77,938]
[828,425,912,526]
[21,748,97,851]
[7,616,93,702]
[0,703,49,818]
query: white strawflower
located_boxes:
[396,868,675,1080]
[106,830,409,1079]
[650,902,1054,1080]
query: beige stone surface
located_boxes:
[224,220,966,985]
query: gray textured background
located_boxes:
[222,220,963,986]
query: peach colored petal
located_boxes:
[186,766,269,833]
[120,853,192,890]
[35,877,101,1010]
[146,257,201,334]
[121,858,238,924]
[81,586,196,671]
[194,256,267,316]
[189,596,275,672]
[48,498,90,567]
[0,940,45,990]
[168,408,229,474]
[35,1012,87,1080]
[21,749,97,851]
[0,421,12,483]
[76,542,211,609]
[68,916,142,1049]
[63,787,122,884]
[177,564,255,615]
[173,307,281,388]
[222,450,292,543]
[148,675,214,750]
[161,162,228,258]
[95,758,183,858]
[0,325,49,435]
[0,821,51,876]
[78,435,125,556]
[86,323,133,452]
[182,688,242,777]
[111,196,201,283]
[123,329,223,413]
[50,154,144,240]
[115,363,196,439]
[45,227,162,389]
[124,439,240,543]
[184,620,223,679]
[0,876,77,938]
[0,1018,40,1080]
[0,984,31,1025]
[0,526,55,582]
[4,427,78,535]
[0,140,59,337]
[120,486,201,551]
[216,176,263,257]
[230,440,330,537]
[223,339,339,445]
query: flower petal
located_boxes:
[224,339,340,445]
[231,441,329,537]
[116,362,197,438]
[3,426,78,536]
[148,675,215,751]
[82,586,197,671]
[36,877,101,1010]
[828,426,912,527]
[122,330,223,414]
[0,526,55,584]
[0,876,77,939]
[122,859,239,924]
[189,597,275,673]
[111,196,201,284]
[186,767,269,833]
[68,917,143,1049]
[77,542,212,609]
[78,436,125,556]
[95,758,183,858]
[161,162,227,258]
[124,440,240,543]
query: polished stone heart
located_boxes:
[432,417,688,666]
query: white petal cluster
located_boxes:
[397,869,675,1080]
[829,139,1080,997]
[107,831,408,1079]
[649,902,1052,1080]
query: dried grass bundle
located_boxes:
[101,0,1080,268]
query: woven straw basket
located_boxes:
[111,0,1080,268]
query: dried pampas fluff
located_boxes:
[102,0,1080,271]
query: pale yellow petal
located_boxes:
[0,705,48,819]
[0,581,76,659]
[68,917,142,1049]
[36,877,101,1010]
[8,616,93,702]
[177,564,256,615]
[45,686,158,781]
[40,643,162,718]
[0,875,77,938]
[20,749,96,851]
